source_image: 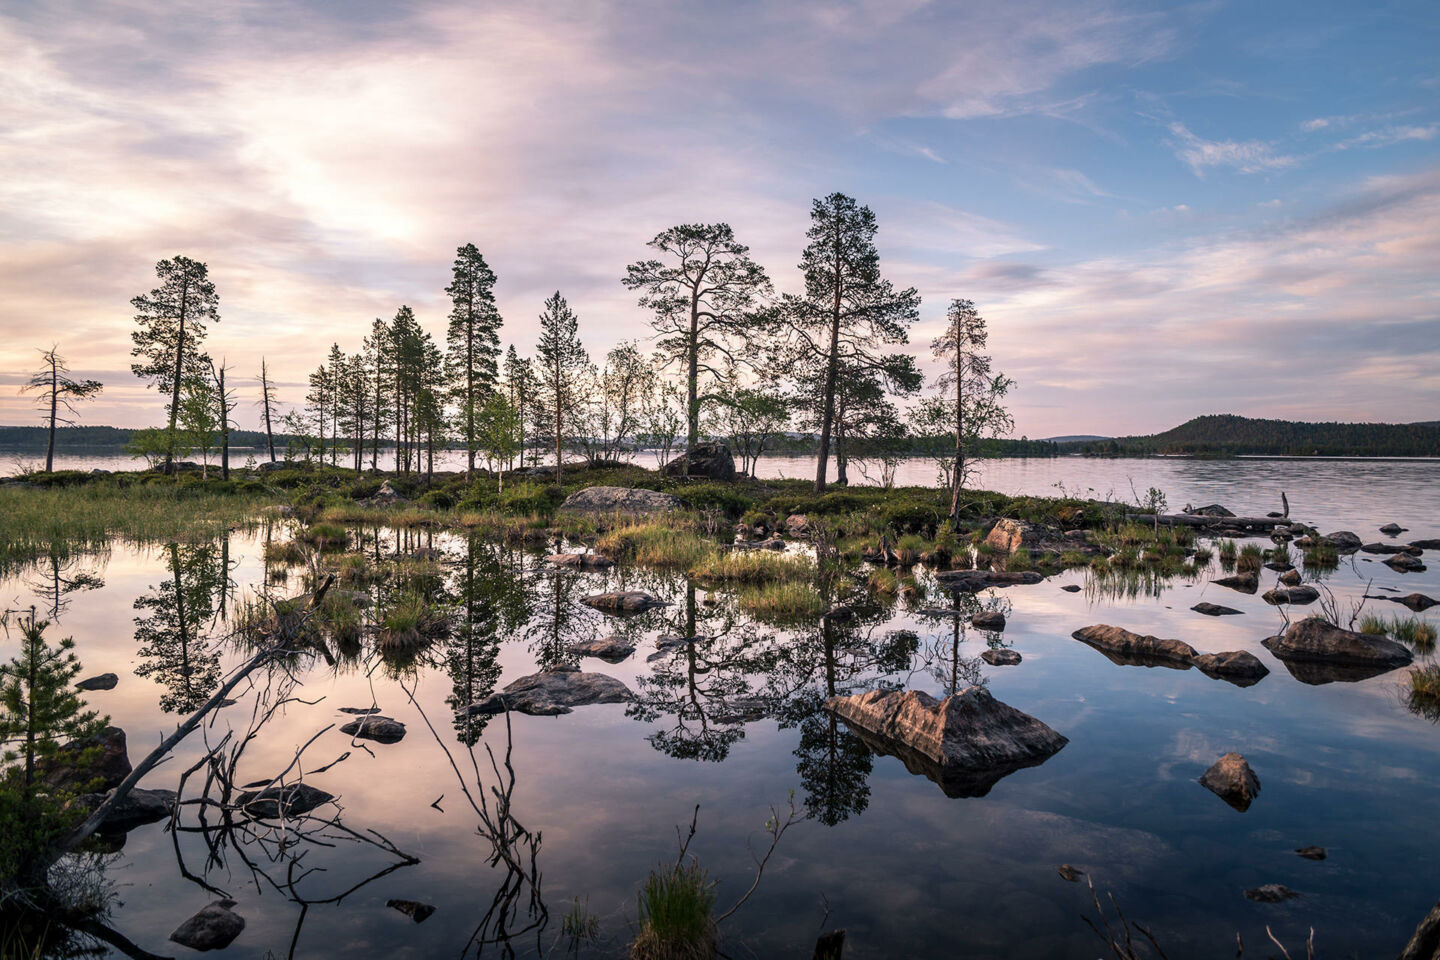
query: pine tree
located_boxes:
[130,256,220,471]
[502,346,538,470]
[931,299,1013,523]
[20,347,103,472]
[445,243,503,479]
[534,292,590,483]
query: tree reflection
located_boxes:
[25,550,105,621]
[446,536,528,744]
[133,541,225,713]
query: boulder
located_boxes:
[76,673,118,691]
[1192,602,1243,617]
[981,648,1022,666]
[661,442,736,482]
[545,552,614,570]
[560,486,687,515]
[985,519,1041,555]
[340,715,407,743]
[170,900,245,951]
[1278,569,1303,586]
[971,611,1007,631]
[1244,884,1300,903]
[935,570,1043,592]
[42,726,130,793]
[1262,618,1413,671]
[566,635,635,662]
[1409,539,1440,551]
[1263,585,1319,605]
[1192,651,1269,685]
[1380,523,1407,535]
[467,665,632,716]
[387,899,436,923]
[1060,584,1082,593]
[1071,624,1199,667]
[1187,504,1235,518]
[1362,542,1421,555]
[1326,530,1363,551]
[824,687,1066,798]
[79,787,177,830]
[1213,571,1258,594]
[371,481,406,505]
[1388,593,1437,612]
[581,591,668,614]
[1385,553,1427,573]
[236,783,335,819]
[785,514,810,537]
[1295,845,1326,861]
[1199,752,1261,811]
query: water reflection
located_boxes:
[132,542,226,713]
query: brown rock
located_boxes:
[1199,752,1261,811]
[581,591,668,613]
[1262,618,1413,669]
[972,611,1007,631]
[170,900,245,951]
[981,648,1022,666]
[1071,624,1199,666]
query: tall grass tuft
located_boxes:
[1236,543,1264,572]
[1361,613,1437,654]
[599,521,716,568]
[631,862,717,960]
[1406,664,1440,722]
[691,551,813,585]
[738,582,827,622]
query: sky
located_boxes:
[0,0,1436,439]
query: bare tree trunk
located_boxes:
[218,366,229,481]
[949,349,964,525]
[260,359,277,463]
[46,355,57,472]
[687,291,700,454]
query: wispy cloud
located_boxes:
[1165,121,1297,176]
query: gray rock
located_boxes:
[76,673,118,691]
[981,648,1022,666]
[785,514,810,537]
[1200,752,1261,811]
[1192,651,1270,685]
[1278,568,1303,586]
[1262,618,1413,670]
[936,569,1043,591]
[1187,504,1235,517]
[1385,553,1427,573]
[545,552,614,570]
[1213,571,1259,594]
[370,480,406,505]
[1263,585,1319,605]
[661,442,736,481]
[340,715,406,743]
[567,635,635,662]
[972,611,1007,631]
[80,787,177,830]
[1295,845,1326,860]
[1362,542,1421,555]
[1409,539,1440,551]
[236,783,334,819]
[1387,593,1437,612]
[1192,602,1243,616]
[467,665,632,716]
[1071,624,1199,667]
[1244,884,1300,903]
[582,591,668,614]
[1060,584,1081,593]
[1325,530,1363,550]
[170,900,245,951]
[560,486,687,515]
[1380,523,1407,535]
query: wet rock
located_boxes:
[236,783,334,819]
[79,787,177,830]
[1057,864,1085,882]
[1060,584,1081,593]
[1362,542,1421,555]
[42,726,130,793]
[545,552,614,570]
[1244,884,1300,903]
[971,611,1007,631]
[1213,571,1259,594]
[1325,530,1363,551]
[1192,651,1270,685]
[981,648,1022,666]
[560,486,687,515]
[467,665,632,717]
[1409,538,1440,551]
[823,687,1067,796]
[661,442,736,482]
[1295,845,1327,860]
[1380,523,1407,535]
[338,706,381,714]
[1071,625,1199,667]
[1398,897,1440,960]
[340,715,407,743]
[170,900,245,951]
[387,899,436,923]
[936,569,1043,592]
[1278,569,1303,587]
[1263,585,1319,605]
[1262,618,1413,672]
[1199,752,1261,812]
[1192,602,1243,616]
[1187,504,1235,518]
[581,591,668,614]
[567,635,635,662]
[75,673,118,691]
[1387,593,1437,612]
[1264,561,1293,572]
[1385,553,1427,573]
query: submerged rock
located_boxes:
[981,648,1022,666]
[1244,884,1300,903]
[971,611,1007,631]
[1213,571,1259,594]
[1071,624,1199,667]
[1385,553,1427,573]
[75,673,118,691]
[1387,593,1437,612]
[387,899,436,923]
[581,591,668,614]
[1380,523,1407,535]
[467,665,632,717]
[170,900,245,951]
[1263,585,1319,605]
[560,486,687,515]
[545,552,614,570]
[1295,845,1327,861]
[1362,542,1421,555]
[1263,618,1413,674]
[1200,752,1261,812]
[1192,602,1243,616]
[236,783,334,819]
[340,715,407,743]
[567,635,635,662]
[823,687,1067,798]
[935,569,1044,592]
[1057,864,1085,882]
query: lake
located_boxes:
[1,455,1437,958]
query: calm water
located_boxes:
[2,457,1438,958]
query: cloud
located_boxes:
[1165,121,1297,176]
[1334,124,1439,150]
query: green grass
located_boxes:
[296,521,350,550]
[1217,539,1237,560]
[1360,613,1437,654]
[378,593,445,652]
[599,520,717,568]
[264,539,309,565]
[1406,664,1440,722]
[738,581,827,622]
[691,550,813,585]
[1236,543,1264,572]
[868,567,899,596]
[631,862,717,960]
[561,897,600,945]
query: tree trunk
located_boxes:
[165,280,192,472]
[814,234,843,494]
[46,356,57,472]
[687,289,700,454]
[218,367,229,481]
[261,360,277,463]
[949,349,964,526]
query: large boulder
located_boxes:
[985,519,1041,555]
[78,787,177,831]
[171,901,245,951]
[1199,752,1261,811]
[581,591,669,614]
[42,726,130,793]
[467,665,632,716]
[935,570,1044,592]
[560,486,687,516]
[661,442,736,482]
[1071,624,1199,667]
[823,687,1067,798]
[1262,618,1413,672]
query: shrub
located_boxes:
[674,482,754,518]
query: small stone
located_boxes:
[1295,845,1326,860]
[170,900,245,951]
[1057,864,1084,882]
[1199,752,1261,812]
[1244,884,1300,903]
[1060,584,1081,593]
[1192,602,1243,616]
[971,611,1007,631]
[1214,571,1259,594]
[340,715,406,743]
[567,635,635,662]
[981,648,1022,666]
[236,783,334,819]
[1385,553,1426,573]
[338,706,381,714]
[75,673,118,691]
[387,899,436,923]
[1380,523,1406,535]
[581,591,668,614]
[1278,569,1303,586]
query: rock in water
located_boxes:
[1192,602,1243,616]
[1263,585,1319,605]
[545,552,614,569]
[387,899,436,923]
[79,787,177,830]
[42,726,130,793]
[75,673,118,691]
[1060,584,1081,593]
[1278,569,1303,586]
[467,665,632,716]
[981,648,1022,666]
[1191,651,1269,685]
[1199,752,1261,812]
[1295,845,1327,860]
[1187,504,1235,517]
[340,715,407,743]
[1326,531,1363,551]
[661,442,736,481]
[1409,539,1440,551]
[935,569,1044,591]
[972,611,1007,631]
[823,687,1067,797]
[1244,884,1300,903]
[566,635,635,662]
[1213,571,1259,594]
[581,591,668,614]
[1263,618,1413,670]
[1071,624,1199,667]
[1380,523,1406,535]
[236,783,335,819]
[1057,864,1085,882]
[170,900,245,951]
[560,486,687,515]
[1385,553,1427,573]
[1389,593,1437,612]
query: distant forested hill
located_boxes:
[0,424,285,449]
[1067,415,1440,457]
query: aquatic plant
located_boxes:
[737,582,827,622]
[599,521,715,568]
[263,539,308,565]
[691,551,813,585]
[868,568,899,597]
[378,593,448,651]
[1236,543,1264,572]
[1361,614,1437,654]
[631,861,717,960]
[561,897,601,945]
[296,522,349,551]
[1406,664,1440,722]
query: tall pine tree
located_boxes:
[445,243,503,479]
[534,292,589,483]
